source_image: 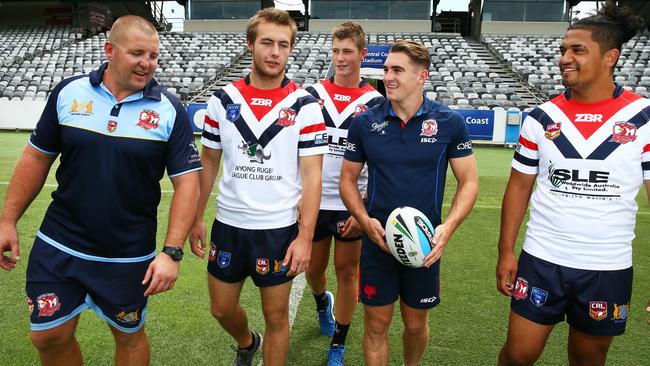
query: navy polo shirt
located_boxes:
[29,63,202,261]
[344,97,473,226]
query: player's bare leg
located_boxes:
[110,325,150,366]
[400,301,429,366]
[208,275,251,347]
[306,236,332,297]
[30,315,82,366]
[363,303,393,366]
[260,280,293,366]
[499,311,554,366]
[333,238,361,325]
[567,327,613,366]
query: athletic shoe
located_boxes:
[318,291,335,337]
[231,331,262,366]
[326,345,345,366]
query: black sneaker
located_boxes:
[231,331,262,366]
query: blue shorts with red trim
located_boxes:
[511,250,632,336]
[25,236,151,333]
[207,220,298,287]
[359,236,440,309]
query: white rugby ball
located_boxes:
[385,207,436,268]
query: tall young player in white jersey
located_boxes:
[303,22,383,366]
[496,2,649,365]
[189,8,327,366]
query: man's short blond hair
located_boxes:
[246,7,297,47]
[108,15,158,44]
[332,21,366,51]
[390,40,430,71]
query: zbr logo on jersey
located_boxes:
[589,301,608,321]
[226,104,241,122]
[610,122,637,144]
[545,123,561,140]
[353,104,369,118]
[251,98,272,107]
[333,94,351,102]
[277,107,297,127]
[137,110,160,130]
[36,293,60,317]
[513,277,529,300]
[420,119,438,137]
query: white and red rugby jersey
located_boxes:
[202,75,328,229]
[306,78,384,210]
[513,85,650,270]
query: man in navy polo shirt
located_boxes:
[340,40,478,366]
[0,16,200,365]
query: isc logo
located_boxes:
[251,98,272,106]
[575,114,603,122]
[333,94,351,102]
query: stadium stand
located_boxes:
[483,33,650,100]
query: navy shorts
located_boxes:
[207,220,298,287]
[313,210,361,242]
[25,237,151,333]
[359,236,440,309]
[511,250,633,336]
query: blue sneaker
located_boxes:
[326,345,345,366]
[318,291,335,337]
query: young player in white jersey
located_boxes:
[303,22,384,366]
[189,8,327,366]
[496,2,649,365]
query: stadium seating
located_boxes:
[483,33,650,99]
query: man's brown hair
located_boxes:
[246,7,297,47]
[390,40,430,70]
[332,21,366,51]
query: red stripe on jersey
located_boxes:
[300,122,326,135]
[204,115,219,128]
[518,136,538,151]
[551,89,644,140]
[643,144,650,154]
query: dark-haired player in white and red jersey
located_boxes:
[189,8,327,366]
[496,2,649,365]
[303,21,383,366]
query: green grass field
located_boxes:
[0,131,649,365]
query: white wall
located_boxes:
[481,21,568,36]
[309,19,431,33]
[0,100,46,130]
[183,19,249,32]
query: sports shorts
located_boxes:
[207,220,298,287]
[313,209,362,242]
[25,236,151,333]
[359,236,440,309]
[511,250,633,336]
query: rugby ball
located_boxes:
[385,207,436,268]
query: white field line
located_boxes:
[3,182,650,215]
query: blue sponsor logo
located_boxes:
[530,287,548,307]
[226,104,241,122]
[217,251,231,268]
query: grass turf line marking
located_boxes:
[4,183,649,216]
